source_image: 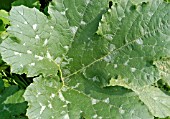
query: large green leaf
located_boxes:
[95,0,170,87]
[0,5,73,77]
[0,0,170,118]
[24,76,153,119]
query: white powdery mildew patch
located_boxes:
[104,55,111,62]
[39,103,46,114]
[48,101,53,109]
[33,24,37,30]
[70,26,78,35]
[14,52,22,56]
[71,83,80,89]
[55,57,62,64]
[29,63,35,66]
[80,20,86,25]
[36,92,41,97]
[108,9,111,13]
[105,34,113,41]
[119,106,125,114]
[136,38,143,45]
[46,50,53,60]
[148,12,154,17]
[131,67,136,72]
[35,35,40,39]
[60,11,66,15]
[153,97,158,100]
[109,44,116,52]
[124,60,129,66]
[63,113,69,119]
[50,93,55,99]
[103,98,109,104]
[101,16,106,22]
[58,91,65,102]
[63,105,68,108]
[17,24,19,27]
[43,39,48,46]
[92,114,98,118]
[20,64,23,68]
[61,111,66,115]
[91,98,99,105]
[130,109,135,114]
[64,46,69,51]
[114,64,118,68]
[27,50,32,54]
[85,0,90,4]
[18,10,23,15]
[92,76,100,82]
[50,26,54,29]
[24,21,28,24]
[35,55,44,60]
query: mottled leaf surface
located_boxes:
[154,58,170,85]
[109,78,170,118]
[0,0,170,118]
[0,5,72,77]
[24,76,153,119]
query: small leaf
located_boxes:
[4,90,25,104]
[12,0,40,9]
[0,10,9,25]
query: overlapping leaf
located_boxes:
[109,78,170,118]
[0,79,27,119]
[0,10,9,36]
[24,76,153,119]
[0,0,170,118]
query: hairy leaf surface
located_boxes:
[0,0,170,118]
[109,78,170,118]
[24,76,153,119]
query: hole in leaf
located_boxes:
[109,1,113,8]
